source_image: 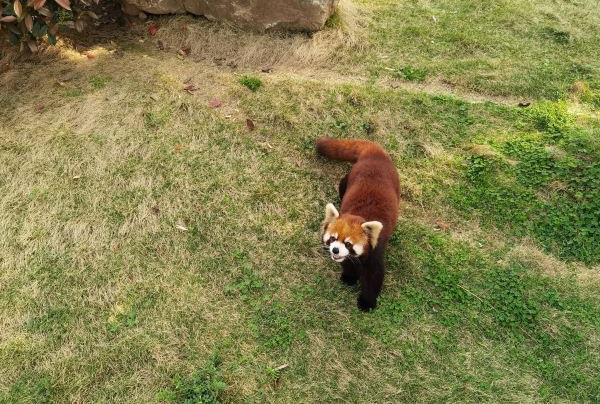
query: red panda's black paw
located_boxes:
[340,273,358,286]
[357,295,377,312]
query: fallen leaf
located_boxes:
[208,98,222,108]
[157,39,165,50]
[34,104,44,113]
[245,118,255,131]
[434,220,450,231]
[150,93,159,101]
[151,206,160,215]
[85,52,96,59]
[176,224,188,231]
[183,83,198,94]
[174,144,182,153]
[72,175,81,180]
[147,23,158,36]
[518,101,531,108]
[27,40,38,53]
[261,66,273,73]
[274,364,289,371]
[178,46,191,56]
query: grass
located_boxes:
[0,0,600,402]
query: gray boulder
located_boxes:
[122,0,339,31]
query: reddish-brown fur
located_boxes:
[317,137,400,311]
[316,138,400,238]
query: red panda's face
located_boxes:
[321,204,383,263]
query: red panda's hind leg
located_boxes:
[338,174,349,200]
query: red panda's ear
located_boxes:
[362,221,383,248]
[324,203,339,224]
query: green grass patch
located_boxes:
[450,103,600,263]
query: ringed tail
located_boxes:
[316,137,385,163]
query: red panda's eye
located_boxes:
[328,236,336,244]
[345,241,353,249]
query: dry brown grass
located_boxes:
[149,0,367,72]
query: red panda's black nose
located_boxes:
[332,247,339,254]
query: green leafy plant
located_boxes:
[239,75,262,92]
[0,0,99,51]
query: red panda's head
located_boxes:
[321,203,383,262]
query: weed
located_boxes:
[144,108,172,128]
[157,355,227,403]
[89,74,112,90]
[392,66,428,82]
[239,75,262,92]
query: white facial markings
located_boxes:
[330,240,349,258]
[322,232,330,243]
[353,244,364,256]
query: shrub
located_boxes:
[0,0,99,51]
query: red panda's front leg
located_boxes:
[340,259,359,286]
[358,247,385,311]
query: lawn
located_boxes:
[1,0,599,402]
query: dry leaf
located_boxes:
[157,39,165,50]
[74,18,84,32]
[24,15,33,32]
[37,6,51,16]
[13,0,22,17]
[85,52,96,59]
[27,40,38,53]
[176,224,188,231]
[434,220,450,231]
[183,83,198,94]
[147,23,158,36]
[208,98,222,108]
[34,104,44,113]
[246,118,255,131]
[33,0,46,10]
[54,0,70,10]
[178,46,191,56]
[0,16,17,22]
[274,364,289,371]
[72,175,81,180]
[151,206,160,215]
[261,66,273,73]
[149,93,159,101]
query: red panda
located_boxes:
[316,137,400,311]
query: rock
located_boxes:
[121,0,338,31]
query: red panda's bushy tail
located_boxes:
[316,137,383,163]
